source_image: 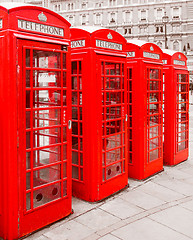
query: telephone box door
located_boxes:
[175,71,189,160]
[17,39,71,236]
[98,55,127,184]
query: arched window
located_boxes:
[173,40,179,51]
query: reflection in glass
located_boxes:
[33,50,60,69]
[33,71,61,88]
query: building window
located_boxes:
[109,0,116,6]
[69,15,74,25]
[173,40,179,51]
[155,26,163,33]
[173,7,180,19]
[109,12,116,24]
[140,26,147,34]
[54,4,61,12]
[81,15,87,25]
[124,0,131,4]
[156,8,163,21]
[125,11,131,23]
[96,2,102,7]
[124,27,132,35]
[67,3,74,10]
[172,24,180,32]
[140,10,147,21]
[82,2,87,9]
[95,13,102,25]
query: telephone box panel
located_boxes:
[70,27,128,202]
[0,3,72,239]
[163,50,189,165]
[126,40,163,180]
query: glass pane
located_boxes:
[33,50,60,69]
[26,49,30,67]
[26,192,31,211]
[26,152,31,169]
[33,182,61,208]
[33,71,61,87]
[72,137,78,150]
[26,132,31,149]
[33,109,60,128]
[26,70,30,88]
[34,90,62,108]
[63,54,66,69]
[72,166,79,179]
[33,165,61,187]
[63,144,67,160]
[106,148,121,164]
[26,172,31,190]
[63,162,67,178]
[72,77,77,89]
[149,69,159,79]
[26,111,31,129]
[63,180,67,196]
[34,128,61,148]
[72,92,78,105]
[33,146,61,167]
[72,62,77,74]
[72,107,78,120]
[26,91,31,108]
[149,149,159,162]
[106,134,121,150]
[72,151,78,165]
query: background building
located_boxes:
[2,0,193,78]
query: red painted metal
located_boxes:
[0,3,72,239]
[70,27,128,202]
[126,40,163,180]
[163,50,189,165]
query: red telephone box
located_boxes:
[0,3,72,239]
[126,40,163,180]
[70,27,128,202]
[163,49,189,165]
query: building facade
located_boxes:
[17,0,193,77]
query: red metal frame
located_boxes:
[70,27,128,202]
[0,3,72,239]
[126,40,163,180]
[163,50,189,165]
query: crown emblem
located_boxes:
[107,33,113,39]
[38,12,47,22]
[150,46,154,51]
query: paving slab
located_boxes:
[149,205,193,239]
[99,197,144,219]
[98,234,121,240]
[136,181,185,202]
[180,199,193,212]
[112,217,191,240]
[74,208,120,231]
[119,188,166,210]
[44,220,94,240]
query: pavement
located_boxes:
[25,102,193,240]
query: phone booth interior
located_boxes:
[126,40,163,180]
[0,3,72,239]
[163,49,189,165]
[70,27,128,202]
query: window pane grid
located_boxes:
[71,60,84,182]
[25,48,68,212]
[176,74,189,153]
[102,61,126,181]
[147,68,162,163]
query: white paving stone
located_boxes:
[99,197,144,219]
[75,208,120,231]
[149,205,193,239]
[98,234,121,240]
[112,217,191,240]
[119,188,166,210]
[44,220,94,240]
[137,181,185,202]
[180,199,193,212]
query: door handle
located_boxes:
[68,120,72,130]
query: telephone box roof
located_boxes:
[71,26,107,33]
[126,39,149,47]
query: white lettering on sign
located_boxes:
[38,73,56,83]
[143,51,160,60]
[174,60,185,66]
[18,19,64,37]
[127,51,135,58]
[71,40,85,48]
[96,39,122,50]
[0,19,2,29]
[163,60,167,64]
